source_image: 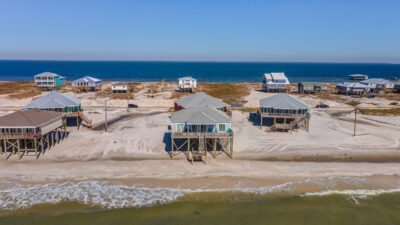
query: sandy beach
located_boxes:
[0,82,399,194]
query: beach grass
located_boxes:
[231,107,259,113]
[360,108,400,116]
[198,83,250,105]
[0,81,41,99]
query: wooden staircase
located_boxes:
[78,111,92,128]
[190,135,206,163]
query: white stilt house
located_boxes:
[262,72,290,92]
[178,76,197,93]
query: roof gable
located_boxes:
[72,76,101,83]
[175,92,229,109]
[24,91,81,109]
[260,93,309,110]
[171,106,231,124]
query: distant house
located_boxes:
[262,72,290,92]
[178,76,197,92]
[360,78,394,93]
[349,74,368,81]
[34,72,65,90]
[24,91,91,128]
[336,82,370,95]
[112,82,131,93]
[259,93,310,132]
[298,82,328,94]
[174,92,230,112]
[72,76,101,92]
[394,82,400,93]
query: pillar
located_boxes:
[34,138,37,156]
[171,137,174,158]
[230,138,233,158]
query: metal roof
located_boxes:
[264,72,287,80]
[113,82,129,86]
[72,76,101,83]
[336,82,369,88]
[179,76,197,81]
[299,82,328,88]
[259,93,309,110]
[24,91,81,109]
[175,92,229,109]
[0,109,62,128]
[361,78,393,85]
[171,106,231,125]
[34,72,65,78]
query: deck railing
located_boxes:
[170,130,234,138]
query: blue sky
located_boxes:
[0,0,399,63]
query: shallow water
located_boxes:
[1,192,400,225]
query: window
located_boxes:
[176,124,184,132]
[218,124,226,132]
[200,125,207,132]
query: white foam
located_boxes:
[0,176,397,211]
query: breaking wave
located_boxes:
[0,176,399,210]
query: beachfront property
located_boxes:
[170,92,233,162]
[360,78,394,93]
[178,76,197,93]
[349,74,368,81]
[112,82,131,93]
[24,91,92,128]
[0,109,67,157]
[335,82,370,95]
[169,106,233,162]
[259,93,310,132]
[72,76,102,92]
[262,72,290,92]
[34,72,65,90]
[298,82,328,94]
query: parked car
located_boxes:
[389,102,399,106]
[128,104,138,108]
[316,104,329,108]
[368,95,376,99]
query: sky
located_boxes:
[0,0,399,63]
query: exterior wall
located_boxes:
[171,122,231,133]
[179,79,197,89]
[72,81,101,87]
[112,85,129,92]
[41,119,63,134]
[35,75,64,88]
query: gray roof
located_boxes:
[113,82,129,86]
[34,72,64,78]
[175,92,229,109]
[24,91,81,109]
[171,106,231,125]
[260,93,309,110]
[361,78,393,85]
[0,109,62,128]
[72,76,101,83]
[336,82,369,88]
[179,76,197,81]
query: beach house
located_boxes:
[335,82,370,95]
[262,72,290,92]
[360,78,394,93]
[24,91,91,128]
[174,92,230,112]
[178,76,197,93]
[72,76,102,92]
[169,106,233,162]
[0,109,67,157]
[111,82,131,93]
[34,72,65,90]
[298,82,328,94]
[395,82,400,93]
[259,93,310,132]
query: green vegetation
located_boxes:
[360,108,400,116]
[198,83,250,105]
[231,107,258,113]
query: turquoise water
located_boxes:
[0,60,399,83]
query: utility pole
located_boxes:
[353,107,358,136]
[105,99,108,132]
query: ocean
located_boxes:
[0,178,400,224]
[0,60,399,83]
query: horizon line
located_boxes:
[0,59,398,65]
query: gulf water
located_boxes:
[0,60,399,83]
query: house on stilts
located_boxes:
[34,72,66,91]
[0,109,67,158]
[259,93,310,132]
[178,76,197,93]
[23,91,92,128]
[72,76,102,92]
[170,92,233,162]
[262,72,290,92]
